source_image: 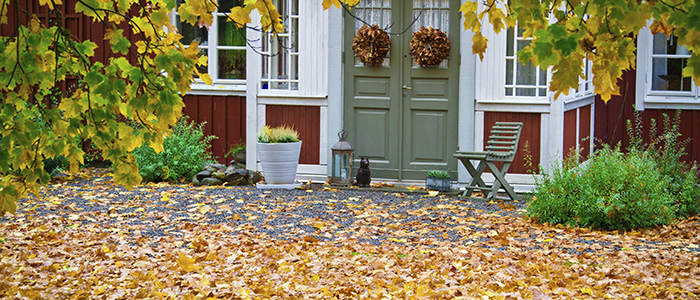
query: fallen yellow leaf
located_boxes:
[177,251,201,272]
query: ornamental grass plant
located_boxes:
[257,125,299,143]
[427,170,450,179]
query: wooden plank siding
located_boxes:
[580,104,591,159]
[563,109,577,160]
[595,69,700,164]
[563,104,592,163]
[483,112,541,174]
[265,105,321,165]
[182,95,246,164]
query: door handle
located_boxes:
[402,85,412,90]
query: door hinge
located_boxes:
[342,51,345,64]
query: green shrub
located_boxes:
[527,146,675,230]
[427,170,450,179]
[626,109,700,218]
[132,117,217,182]
[43,155,69,178]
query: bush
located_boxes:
[43,155,69,178]
[527,146,675,230]
[132,117,217,182]
[626,109,700,218]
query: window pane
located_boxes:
[506,27,514,56]
[516,61,536,85]
[218,0,243,12]
[516,88,535,96]
[177,16,208,46]
[291,54,298,80]
[219,49,246,79]
[652,33,690,55]
[505,59,513,85]
[652,57,691,91]
[539,67,547,85]
[291,18,298,52]
[218,17,246,46]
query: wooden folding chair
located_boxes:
[454,122,523,200]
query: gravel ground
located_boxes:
[3,168,697,255]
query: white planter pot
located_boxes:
[257,141,302,184]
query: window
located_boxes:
[505,25,548,98]
[651,33,692,92]
[261,0,299,90]
[636,29,699,109]
[564,55,594,101]
[174,0,247,84]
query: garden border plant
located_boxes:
[132,116,217,183]
[526,109,700,230]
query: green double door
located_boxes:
[343,0,460,181]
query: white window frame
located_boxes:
[475,18,552,113]
[170,3,248,95]
[260,0,300,92]
[637,26,700,110]
[504,25,549,100]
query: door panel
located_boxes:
[344,0,459,180]
[411,111,447,161]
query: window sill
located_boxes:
[643,96,700,110]
[187,83,246,96]
[476,99,551,113]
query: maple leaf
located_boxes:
[322,0,341,9]
[472,31,488,60]
[177,251,202,272]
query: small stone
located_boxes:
[212,171,226,180]
[200,177,223,186]
[224,168,246,184]
[195,170,211,181]
[250,170,262,184]
[229,176,248,186]
[191,176,201,186]
[205,163,226,171]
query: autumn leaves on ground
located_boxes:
[1,169,699,299]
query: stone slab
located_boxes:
[255,182,302,190]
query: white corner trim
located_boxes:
[563,95,595,111]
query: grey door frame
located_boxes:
[343,0,461,181]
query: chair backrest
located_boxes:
[485,122,523,161]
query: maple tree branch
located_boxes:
[658,0,688,13]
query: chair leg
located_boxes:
[462,159,487,197]
[486,161,517,200]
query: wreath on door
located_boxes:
[352,24,391,67]
[409,26,451,67]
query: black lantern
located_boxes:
[330,130,354,186]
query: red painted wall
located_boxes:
[595,69,699,164]
[484,112,541,174]
[182,95,246,164]
[265,105,320,165]
[563,104,592,163]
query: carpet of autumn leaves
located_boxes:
[1,169,699,299]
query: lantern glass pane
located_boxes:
[333,153,341,178]
[342,153,351,180]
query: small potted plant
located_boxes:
[426,170,451,192]
[256,125,301,184]
[225,141,246,166]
